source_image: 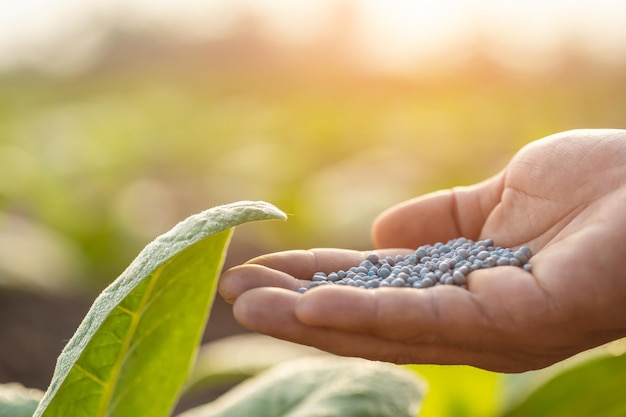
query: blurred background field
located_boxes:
[0,0,625,402]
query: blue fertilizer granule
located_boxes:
[297,238,533,293]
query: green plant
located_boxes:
[1,200,625,417]
[0,200,424,417]
[179,356,424,417]
[32,201,288,417]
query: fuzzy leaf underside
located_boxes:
[33,201,286,417]
[177,357,426,417]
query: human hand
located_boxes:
[219,129,626,372]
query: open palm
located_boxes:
[219,129,626,372]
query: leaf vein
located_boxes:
[74,364,106,386]
[95,266,166,416]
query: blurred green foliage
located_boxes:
[0,29,624,289]
[408,364,502,417]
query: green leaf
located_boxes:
[502,351,626,417]
[0,383,43,417]
[33,201,287,417]
[406,365,502,417]
[177,357,426,417]
[184,334,329,395]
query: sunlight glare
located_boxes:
[1,0,626,74]
[356,0,471,72]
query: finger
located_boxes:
[219,264,305,303]
[220,250,368,304]
[245,248,414,280]
[294,284,492,346]
[220,248,415,303]
[294,267,544,349]
[232,287,468,362]
[371,173,505,248]
[233,287,538,372]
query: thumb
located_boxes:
[371,172,504,249]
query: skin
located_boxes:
[219,129,626,373]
